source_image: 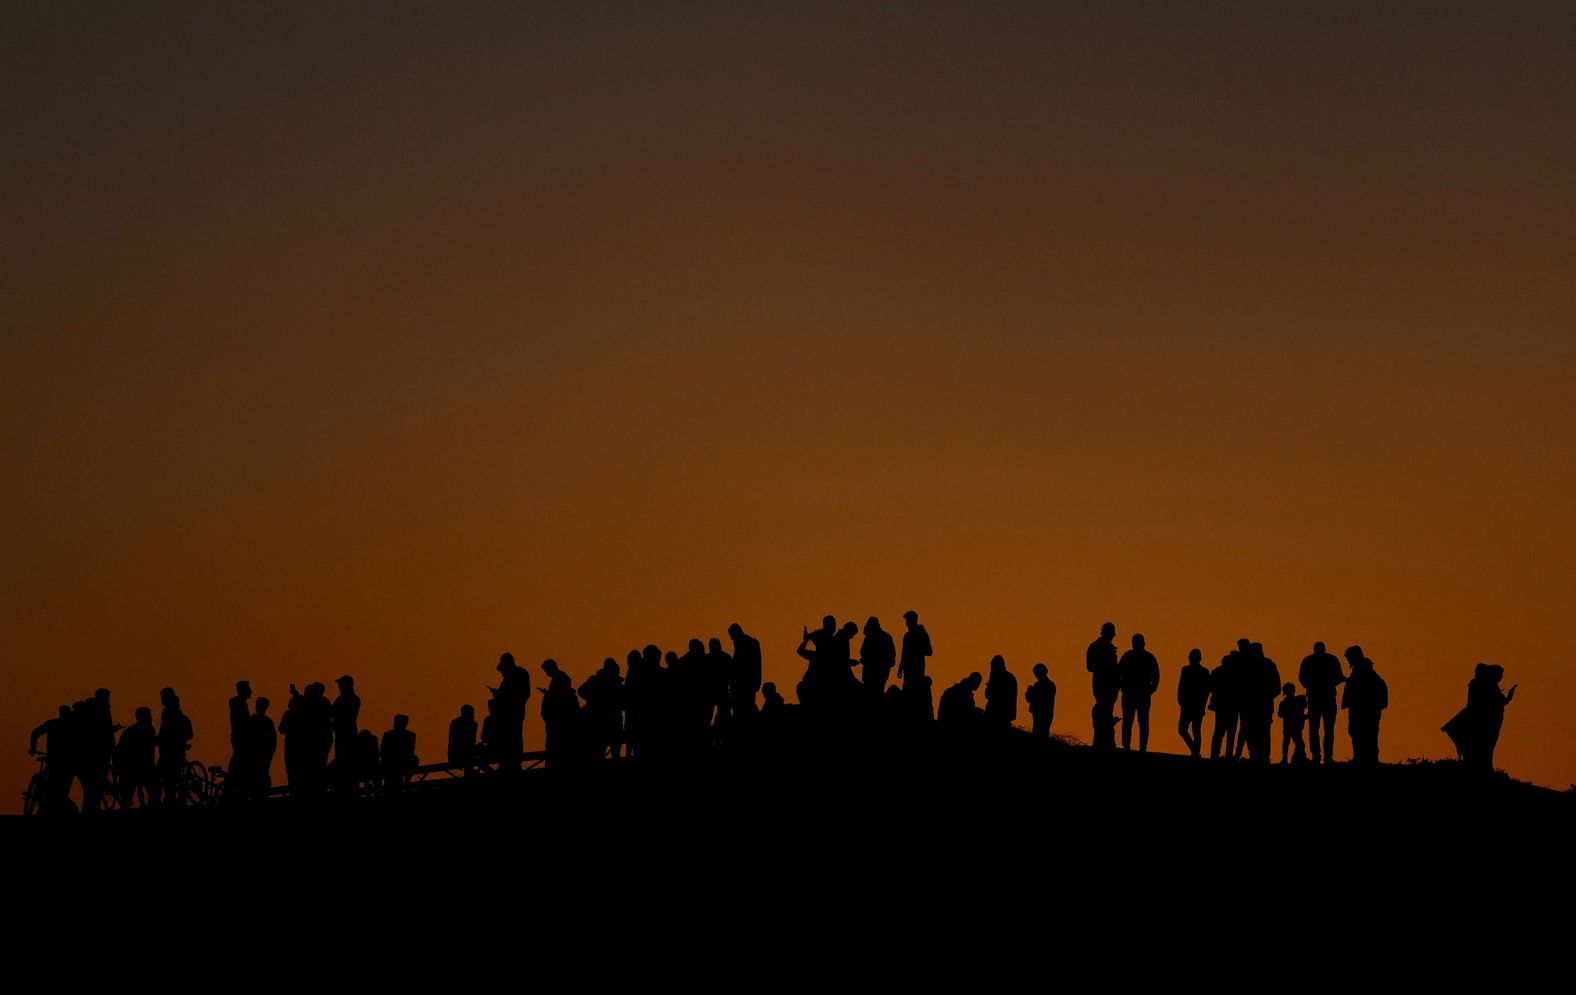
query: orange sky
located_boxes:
[4,3,1574,804]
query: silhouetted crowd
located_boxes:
[24,613,1517,814]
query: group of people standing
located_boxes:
[1087,624,1392,764]
[26,612,1519,813]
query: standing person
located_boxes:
[1443,664,1515,772]
[78,689,118,814]
[897,611,933,719]
[859,617,896,702]
[1341,646,1389,765]
[228,681,253,781]
[983,655,1018,733]
[29,705,77,813]
[1176,648,1210,758]
[1298,642,1346,765]
[249,697,277,800]
[332,675,361,794]
[1116,633,1160,752]
[1087,622,1120,750]
[490,653,531,774]
[578,661,624,759]
[1208,651,1239,760]
[540,659,579,766]
[380,715,418,793]
[155,688,193,806]
[1278,683,1308,764]
[1025,664,1057,739]
[1240,643,1281,764]
[113,707,158,808]
[448,704,478,771]
[728,623,763,720]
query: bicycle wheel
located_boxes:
[183,760,210,806]
[22,772,42,816]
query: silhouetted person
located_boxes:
[1087,622,1120,750]
[860,617,896,702]
[1177,648,1210,758]
[228,680,252,778]
[938,673,984,735]
[1298,642,1346,765]
[113,706,157,808]
[77,688,118,813]
[1279,683,1307,764]
[333,675,361,794]
[381,715,418,793]
[760,681,786,724]
[706,637,733,736]
[1238,642,1282,764]
[1208,652,1239,760]
[540,659,579,766]
[1026,664,1056,738]
[156,688,193,806]
[448,704,478,770]
[983,655,1018,733]
[30,705,76,813]
[728,623,763,719]
[249,697,277,800]
[579,660,624,759]
[490,653,531,773]
[1443,663,1515,773]
[897,611,932,720]
[1341,646,1388,765]
[1117,633,1160,752]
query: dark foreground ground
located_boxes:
[7,735,1572,975]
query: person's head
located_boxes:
[967,672,983,690]
[95,688,111,705]
[1033,663,1048,679]
[1188,648,1201,664]
[336,675,354,692]
[1132,633,1145,649]
[903,610,919,628]
[644,645,662,666]
[688,638,705,655]
[160,687,176,707]
[1344,645,1364,665]
[990,654,1006,673]
[58,704,72,720]
[235,680,251,698]
[307,682,325,698]
[1314,641,1326,654]
[135,706,153,724]
[665,651,678,666]
[1283,682,1295,697]
[460,703,475,719]
[762,681,778,698]
[1486,664,1505,684]
[1237,638,1251,653]
[728,622,744,639]
[821,615,836,633]
[541,658,561,677]
[708,638,723,653]
[865,616,882,634]
[393,714,409,731]
[603,658,620,677]
[1101,621,1116,639]
[626,649,642,669]
[840,621,858,638]
[498,652,515,673]
[1251,642,1264,658]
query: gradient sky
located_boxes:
[4,2,1574,805]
